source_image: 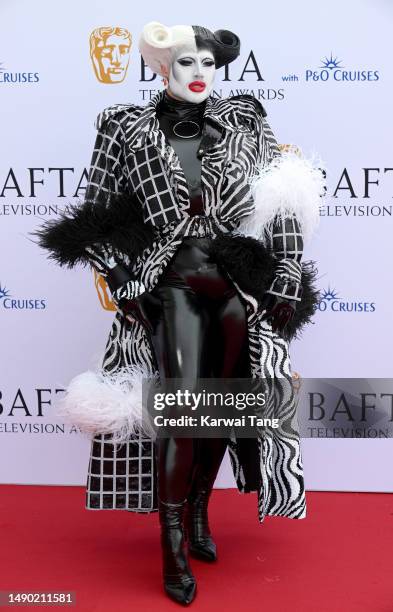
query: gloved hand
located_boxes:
[259,293,296,333]
[120,290,161,335]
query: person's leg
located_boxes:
[214,289,251,379]
[145,282,210,605]
[187,283,252,560]
[150,284,211,503]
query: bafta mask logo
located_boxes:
[93,270,116,311]
[90,27,132,84]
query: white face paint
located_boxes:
[166,44,216,103]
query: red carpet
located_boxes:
[0,486,391,611]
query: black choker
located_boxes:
[162,91,206,112]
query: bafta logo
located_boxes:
[90,27,132,84]
[93,270,116,311]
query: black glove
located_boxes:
[260,293,296,333]
[120,290,162,335]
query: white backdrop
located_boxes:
[1,0,392,493]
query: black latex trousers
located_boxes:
[137,235,252,504]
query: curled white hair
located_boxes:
[138,21,196,76]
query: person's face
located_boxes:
[166,45,216,103]
[93,34,131,83]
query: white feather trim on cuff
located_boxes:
[235,150,326,244]
[56,366,157,444]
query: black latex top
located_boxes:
[157,91,207,215]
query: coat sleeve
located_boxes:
[234,97,316,305]
[258,118,304,303]
[83,115,146,302]
[34,106,153,304]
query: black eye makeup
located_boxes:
[176,56,215,67]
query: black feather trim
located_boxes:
[33,197,320,340]
[284,260,320,341]
[208,233,276,295]
[32,193,156,268]
[208,233,320,341]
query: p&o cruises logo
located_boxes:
[282,53,380,84]
[305,53,380,83]
[0,61,39,84]
[317,286,376,313]
[0,282,46,310]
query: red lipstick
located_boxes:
[188,81,206,93]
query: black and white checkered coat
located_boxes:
[85,90,307,522]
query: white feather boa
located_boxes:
[56,365,157,444]
[235,150,326,244]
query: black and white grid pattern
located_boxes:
[86,430,156,511]
[129,143,182,226]
[267,215,304,301]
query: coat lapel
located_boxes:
[125,91,236,212]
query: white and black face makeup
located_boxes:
[167,45,216,103]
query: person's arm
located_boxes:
[82,115,146,304]
[83,113,160,329]
[259,120,304,330]
[253,113,303,331]
[235,101,321,333]
[34,109,149,307]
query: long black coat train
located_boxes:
[37,89,323,522]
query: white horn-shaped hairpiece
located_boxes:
[138,21,195,76]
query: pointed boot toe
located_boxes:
[164,576,197,605]
[189,537,217,562]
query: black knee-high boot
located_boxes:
[185,437,228,562]
[157,437,198,605]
